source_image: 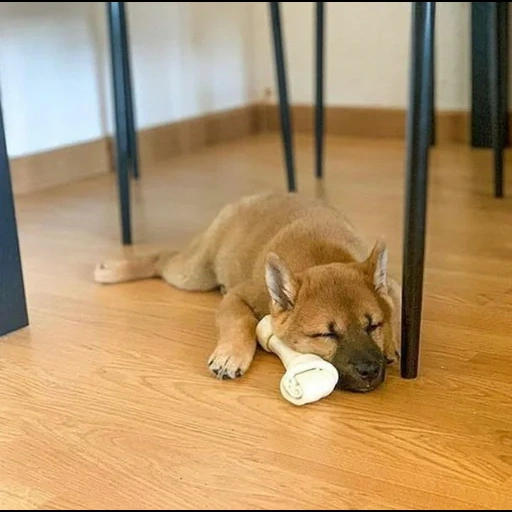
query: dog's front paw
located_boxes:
[386,351,400,366]
[385,342,401,366]
[383,324,401,366]
[207,342,254,380]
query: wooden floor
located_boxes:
[1,133,512,510]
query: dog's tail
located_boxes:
[93,251,176,284]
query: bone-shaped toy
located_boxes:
[256,315,339,406]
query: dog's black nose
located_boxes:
[354,361,380,381]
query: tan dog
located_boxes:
[95,192,401,393]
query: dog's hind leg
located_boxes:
[94,230,219,292]
[158,232,218,292]
[94,251,175,284]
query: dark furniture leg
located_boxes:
[429,36,435,145]
[119,2,140,180]
[315,1,325,179]
[107,2,132,245]
[269,2,296,192]
[489,2,505,198]
[401,2,436,380]
[471,2,508,151]
[0,96,29,338]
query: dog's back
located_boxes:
[208,192,372,291]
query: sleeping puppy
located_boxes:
[94,192,401,393]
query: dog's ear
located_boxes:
[265,252,298,311]
[363,238,388,295]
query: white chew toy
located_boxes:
[256,315,339,406]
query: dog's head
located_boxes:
[264,239,397,393]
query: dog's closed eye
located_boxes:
[365,315,383,334]
[306,322,339,339]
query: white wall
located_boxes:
[0,3,106,158]
[0,2,255,158]
[0,2,495,160]
[252,2,471,111]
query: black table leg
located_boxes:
[119,2,140,181]
[429,34,435,146]
[489,2,505,199]
[315,1,325,179]
[471,2,509,151]
[107,2,132,245]
[269,2,296,193]
[401,2,436,380]
[0,96,29,338]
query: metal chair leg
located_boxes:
[269,2,296,193]
[315,2,325,179]
[107,2,132,245]
[118,2,140,181]
[401,2,436,380]
[490,2,504,199]
[0,94,29,337]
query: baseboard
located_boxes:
[11,138,113,197]
[10,102,506,197]
[256,103,474,145]
[11,105,259,197]
[135,105,259,168]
